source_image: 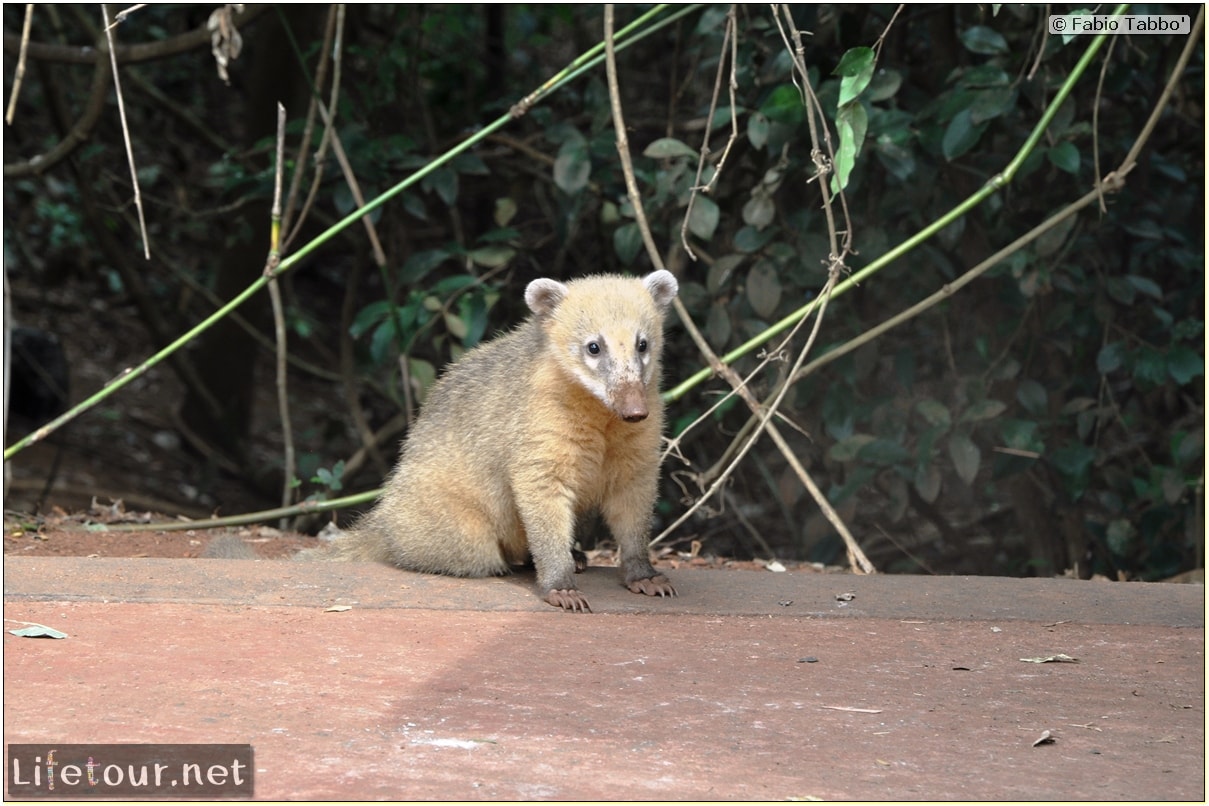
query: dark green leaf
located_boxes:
[823,384,855,441]
[707,254,745,293]
[1134,346,1167,387]
[874,138,916,181]
[613,222,642,265]
[760,84,805,125]
[706,301,731,347]
[857,438,912,466]
[453,152,490,176]
[948,433,981,485]
[553,139,590,194]
[1171,430,1204,468]
[1049,442,1095,476]
[955,64,1011,88]
[960,399,1008,422]
[1097,342,1124,374]
[1035,214,1077,257]
[458,292,489,348]
[747,112,771,150]
[746,260,782,319]
[350,300,392,339]
[421,165,458,206]
[733,225,776,253]
[643,137,698,159]
[969,86,1016,124]
[942,108,988,161]
[1167,345,1204,385]
[829,433,876,463]
[493,197,517,228]
[688,196,720,240]
[468,245,515,268]
[432,274,478,296]
[866,69,902,102]
[832,101,868,193]
[370,319,398,366]
[1106,518,1135,556]
[914,463,942,503]
[1015,380,1048,416]
[828,465,877,505]
[1049,443,1095,497]
[959,25,1009,55]
[399,248,452,284]
[834,47,876,106]
[407,358,436,405]
[742,193,776,231]
[1126,274,1164,299]
[1107,274,1138,304]
[833,46,875,78]
[1048,142,1080,174]
[401,192,427,221]
[916,399,952,428]
[1000,418,1043,452]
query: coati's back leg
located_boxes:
[367,490,513,578]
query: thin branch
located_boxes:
[5,4,35,125]
[1,5,269,65]
[107,4,146,30]
[281,4,339,246]
[100,4,149,259]
[267,102,296,528]
[4,50,111,178]
[872,5,905,55]
[680,4,739,259]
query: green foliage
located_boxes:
[3,5,1200,580]
[305,461,346,504]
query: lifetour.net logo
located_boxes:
[7,744,254,798]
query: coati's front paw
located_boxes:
[626,574,676,598]
[545,588,592,613]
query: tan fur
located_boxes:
[332,270,679,612]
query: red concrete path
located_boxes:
[4,558,1204,800]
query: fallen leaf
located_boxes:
[1032,730,1056,746]
[9,625,68,639]
[1020,653,1079,663]
[820,705,883,713]
[835,592,856,602]
[324,605,352,613]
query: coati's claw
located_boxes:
[572,548,588,573]
[627,574,676,598]
[545,588,592,613]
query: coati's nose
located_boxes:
[617,385,649,422]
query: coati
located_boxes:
[331,270,679,612]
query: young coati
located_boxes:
[332,270,679,612]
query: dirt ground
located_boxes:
[2,502,842,579]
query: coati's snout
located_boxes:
[617,384,649,422]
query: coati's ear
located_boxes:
[643,270,679,311]
[525,278,569,316]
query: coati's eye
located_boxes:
[637,338,648,353]
[587,341,601,355]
